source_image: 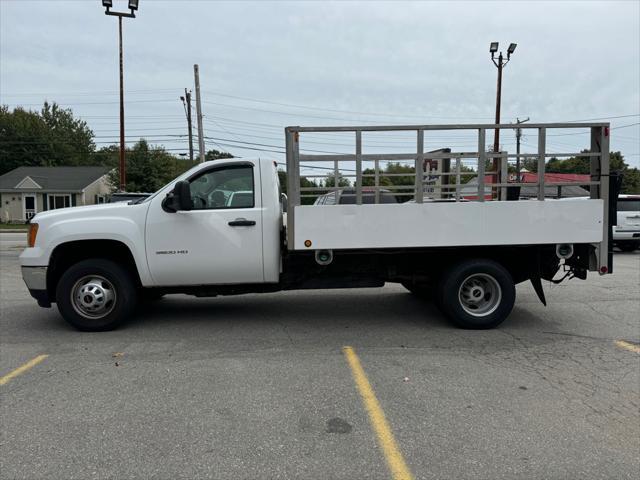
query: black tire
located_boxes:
[617,242,639,252]
[56,258,137,331]
[439,259,515,329]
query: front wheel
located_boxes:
[439,259,515,329]
[56,259,138,331]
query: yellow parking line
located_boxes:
[343,346,414,480]
[0,354,49,386]
[615,340,640,354]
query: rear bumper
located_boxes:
[21,266,51,307]
[613,229,640,241]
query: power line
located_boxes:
[547,122,640,137]
[563,114,639,122]
[0,88,180,97]
[4,99,179,107]
[202,90,498,120]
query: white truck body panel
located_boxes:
[19,202,153,284]
[293,199,604,250]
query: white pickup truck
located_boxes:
[20,122,616,331]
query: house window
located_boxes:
[48,194,71,210]
[96,195,106,204]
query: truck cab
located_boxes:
[20,158,282,328]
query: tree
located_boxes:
[621,168,640,194]
[544,151,638,193]
[205,149,234,161]
[277,169,320,204]
[0,102,95,174]
[105,140,192,192]
[323,173,351,188]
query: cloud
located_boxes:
[1,0,638,165]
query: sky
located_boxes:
[1,0,639,171]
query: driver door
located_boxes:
[145,162,264,286]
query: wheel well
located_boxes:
[48,240,141,301]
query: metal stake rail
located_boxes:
[284,123,610,264]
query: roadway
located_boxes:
[1,232,638,479]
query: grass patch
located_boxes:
[0,223,29,230]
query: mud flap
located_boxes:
[530,274,547,306]
[529,248,547,306]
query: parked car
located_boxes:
[314,188,398,205]
[613,194,640,251]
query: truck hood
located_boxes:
[32,202,146,225]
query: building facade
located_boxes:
[0,166,112,223]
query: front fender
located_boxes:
[19,205,153,286]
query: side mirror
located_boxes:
[163,180,193,212]
[280,192,288,213]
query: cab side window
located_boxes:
[188,165,254,210]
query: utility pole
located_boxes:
[515,117,529,180]
[194,64,206,163]
[180,89,194,162]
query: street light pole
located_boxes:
[493,51,504,153]
[118,15,125,191]
[489,42,517,197]
[102,1,139,192]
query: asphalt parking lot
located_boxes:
[1,231,639,480]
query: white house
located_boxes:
[0,166,112,223]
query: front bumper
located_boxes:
[21,266,51,307]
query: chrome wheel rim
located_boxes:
[71,275,117,319]
[458,273,502,317]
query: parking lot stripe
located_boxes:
[0,354,49,386]
[615,340,640,354]
[343,346,414,480]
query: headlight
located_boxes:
[27,223,39,247]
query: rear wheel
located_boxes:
[56,259,137,331]
[439,259,515,329]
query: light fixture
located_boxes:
[102,0,113,7]
[490,42,499,53]
[129,0,139,10]
[507,43,517,55]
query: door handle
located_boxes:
[228,218,256,227]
